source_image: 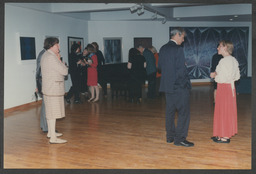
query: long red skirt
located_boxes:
[213,83,238,138]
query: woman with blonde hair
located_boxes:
[210,40,240,143]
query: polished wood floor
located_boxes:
[4,86,251,169]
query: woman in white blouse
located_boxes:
[210,40,240,143]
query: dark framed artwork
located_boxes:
[19,37,36,60]
[134,37,152,48]
[103,38,122,64]
[169,27,249,79]
[68,37,84,55]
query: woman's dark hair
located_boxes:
[91,42,99,51]
[43,37,59,50]
[129,48,140,59]
[86,44,96,53]
[71,43,81,54]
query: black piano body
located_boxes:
[99,63,130,98]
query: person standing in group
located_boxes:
[80,46,89,97]
[210,40,240,143]
[210,46,223,104]
[84,44,99,102]
[149,46,162,97]
[137,45,157,99]
[36,48,47,132]
[91,42,107,97]
[41,37,68,144]
[65,43,83,104]
[127,48,146,103]
[158,27,194,147]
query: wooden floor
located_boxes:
[4,86,251,169]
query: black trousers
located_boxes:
[80,68,88,93]
[147,72,156,98]
[66,73,81,101]
[129,77,143,100]
[165,88,190,143]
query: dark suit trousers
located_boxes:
[147,72,156,98]
[165,88,190,143]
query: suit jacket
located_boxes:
[158,40,191,93]
[36,49,46,95]
[41,50,68,96]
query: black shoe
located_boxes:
[174,140,194,147]
[65,96,71,104]
[211,136,219,142]
[167,138,174,143]
[74,100,82,104]
[215,138,230,143]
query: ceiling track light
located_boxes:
[162,17,167,24]
[151,12,157,20]
[137,5,144,16]
[130,5,138,13]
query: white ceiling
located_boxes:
[7,3,252,23]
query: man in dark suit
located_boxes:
[158,27,194,147]
[210,51,223,103]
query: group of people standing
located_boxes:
[36,27,240,145]
[65,42,105,104]
[36,38,105,144]
[158,27,240,147]
[127,44,162,103]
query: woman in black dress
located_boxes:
[127,48,146,103]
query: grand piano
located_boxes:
[99,63,131,98]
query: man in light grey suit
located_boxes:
[36,49,47,132]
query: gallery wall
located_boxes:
[4,4,88,109]
[4,4,252,110]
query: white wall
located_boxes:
[88,20,252,83]
[4,4,88,109]
[4,4,252,110]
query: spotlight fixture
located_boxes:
[162,17,167,24]
[151,12,157,20]
[130,5,138,13]
[137,5,144,15]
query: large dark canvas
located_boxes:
[170,27,249,79]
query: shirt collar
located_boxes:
[171,39,177,45]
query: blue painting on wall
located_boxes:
[169,27,249,79]
[104,38,122,64]
[20,37,36,60]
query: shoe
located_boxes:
[211,136,219,142]
[47,132,63,138]
[74,100,82,104]
[88,98,95,102]
[49,138,67,144]
[92,98,99,102]
[174,140,194,147]
[65,96,71,104]
[215,138,230,143]
[167,138,174,143]
[136,98,141,103]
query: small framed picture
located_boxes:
[20,37,36,60]
[68,37,84,55]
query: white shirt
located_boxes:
[215,55,240,95]
[215,55,240,83]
